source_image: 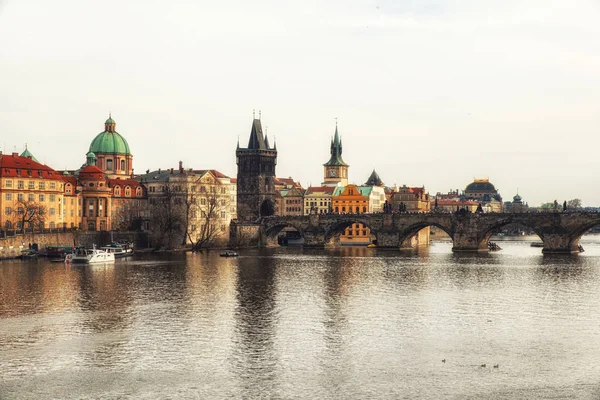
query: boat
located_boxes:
[367,243,376,248]
[65,246,115,264]
[18,249,38,260]
[101,243,134,258]
[530,242,544,247]
[220,250,238,257]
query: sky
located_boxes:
[1,0,599,206]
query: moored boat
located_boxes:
[220,250,238,257]
[101,243,134,258]
[65,246,115,264]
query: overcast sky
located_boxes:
[1,0,599,206]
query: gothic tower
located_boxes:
[236,117,278,222]
[322,123,349,187]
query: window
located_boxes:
[5,180,12,188]
[28,181,35,189]
[121,160,125,171]
[5,193,12,200]
[28,194,34,201]
[220,211,226,218]
[5,207,12,215]
[49,194,56,202]
[49,182,56,189]
[50,222,55,229]
[106,159,113,170]
[17,207,24,215]
[49,208,55,215]
[39,182,45,190]
[18,193,24,201]
[17,180,24,189]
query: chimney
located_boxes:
[170,168,173,174]
[179,161,183,173]
[12,152,18,157]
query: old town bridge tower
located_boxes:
[236,117,277,222]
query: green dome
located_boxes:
[105,117,115,124]
[89,131,131,155]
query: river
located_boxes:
[2,237,600,399]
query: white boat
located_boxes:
[65,246,115,264]
[101,244,133,258]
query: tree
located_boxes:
[188,180,230,250]
[148,183,186,249]
[7,200,47,231]
[567,198,582,210]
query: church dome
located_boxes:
[89,116,131,155]
[465,179,496,193]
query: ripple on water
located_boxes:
[2,245,600,399]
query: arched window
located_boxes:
[125,186,131,197]
[121,160,126,171]
[363,206,367,213]
[356,206,360,213]
[115,186,121,196]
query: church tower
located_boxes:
[236,117,278,222]
[322,123,349,187]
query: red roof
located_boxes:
[230,178,237,183]
[78,165,106,180]
[305,186,335,195]
[437,200,478,206]
[0,153,61,179]
[109,178,143,189]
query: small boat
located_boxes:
[101,243,133,258]
[367,244,376,248]
[65,246,115,264]
[19,249,38,260]
[220,250,238,257]
[530,242,544,247]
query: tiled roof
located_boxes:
[305,186,335,195]
[0,153,61,179]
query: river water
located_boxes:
[2,237,600,399]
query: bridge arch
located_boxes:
[399,222,454,249]
[476,216,545,251]
[261,221,306,247]
[324,217,379,247]
[563,216,600,251]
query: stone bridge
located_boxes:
[255,212,600,253]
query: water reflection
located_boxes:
[233,254,278,397]
[2,243,600,399]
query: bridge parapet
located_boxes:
[247,212,600,253]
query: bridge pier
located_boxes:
[376,231,401,249]
[541,234,581,254]
[451,233,489,253]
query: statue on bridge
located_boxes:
[563,200,567,212]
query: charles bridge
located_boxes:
[231,211,600,254]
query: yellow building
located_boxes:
[389,184,431,246]
[304,186,334,215]
[139,165,235,247]
[0,151,66,230]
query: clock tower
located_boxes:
[322,123,349,187]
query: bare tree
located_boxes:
[188,183,230,250]
[567,198,582,210]
[148,183,186,249]
[8,200,47,231]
